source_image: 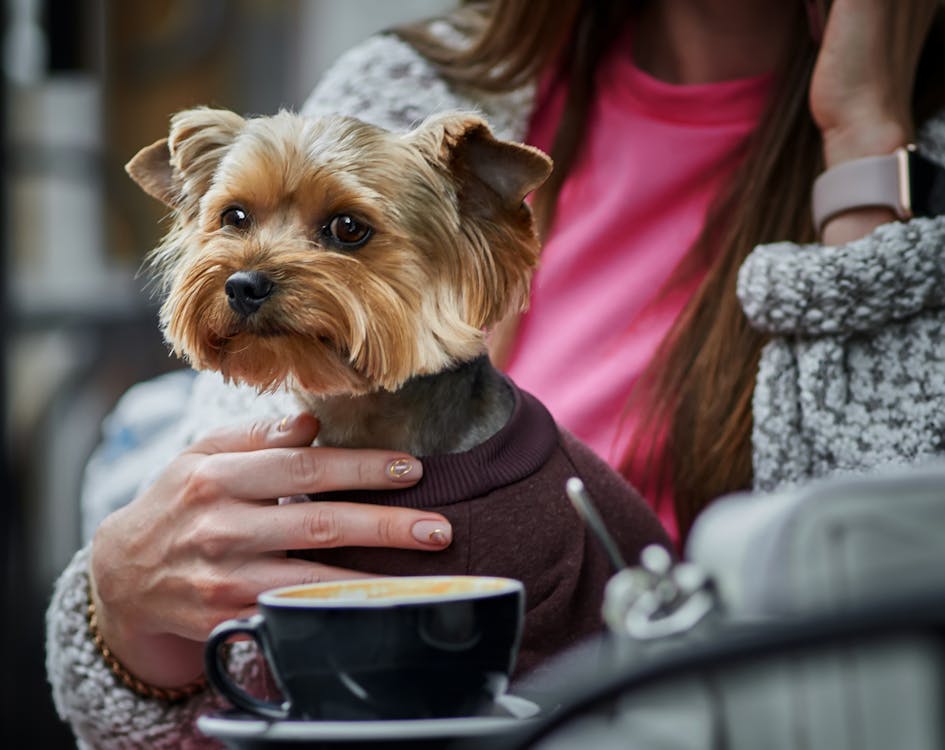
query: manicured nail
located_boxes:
[386,458,419,482]
[412,520,451,546]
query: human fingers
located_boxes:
[196,445,423,500]
[188,412,321,456]
[171,556,384,639]
[241,501,452,554]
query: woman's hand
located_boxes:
[89,413,448,689]
[809,0,938,243]
[810,0,936,163]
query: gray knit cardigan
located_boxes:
[46,29,945,749]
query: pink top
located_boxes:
[504,40,772,545]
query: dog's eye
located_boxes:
[325,215,372,249]
[221,207,250,230]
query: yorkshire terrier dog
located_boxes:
[127,108,669,675]
[127,108,547,455]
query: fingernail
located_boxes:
[386,457,420,482]
[411,520,451,546]
[277,415,294,432]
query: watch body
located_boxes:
[812,145,945,234]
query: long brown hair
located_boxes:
[398,0,945,541]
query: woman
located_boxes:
[47,1,945,747]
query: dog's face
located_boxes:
[127,109,551,395]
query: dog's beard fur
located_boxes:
[132,109,551,399]
[159,229,488,395]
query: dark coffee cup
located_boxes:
[204,575,525,721]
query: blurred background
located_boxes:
[2,1,452,745]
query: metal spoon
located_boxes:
[565,477,628,572]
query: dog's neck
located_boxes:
[296,355,515,456]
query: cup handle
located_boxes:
[204,614,290,720]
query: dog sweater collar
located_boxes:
[307,382,558,509]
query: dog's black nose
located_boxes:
[225,270,274,317]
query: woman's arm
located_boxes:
[740,0,945,336]
[810,0,939,245]
[48,389,451,748]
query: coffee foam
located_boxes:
[273,575,516,603]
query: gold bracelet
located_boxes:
[86,583,208,703]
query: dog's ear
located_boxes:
[410,113,551,334]
[125,138,175,206]
[416,113,552,210]
[125,107,245,208]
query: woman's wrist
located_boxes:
[817,117,911,244]
[87,580,208,702]
[820,207,897,246]
[88,565,207,693]
[820,117,910,169]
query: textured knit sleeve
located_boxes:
[47,545,281,750]
[299,26,534,142]
[740,111,945,492]
[737,114,945,336]
[46,546,225,750]
[736,216,945,336]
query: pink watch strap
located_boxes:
[811,146,913,234]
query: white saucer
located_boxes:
[198,694,540,745]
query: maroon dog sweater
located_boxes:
[301,381,672,677]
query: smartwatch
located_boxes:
[812,145,945,235]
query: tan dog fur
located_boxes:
[127,108,551,453]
